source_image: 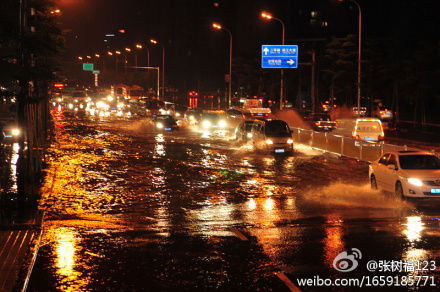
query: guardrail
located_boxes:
[290,127,420,163]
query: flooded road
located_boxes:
[27,112,440,291]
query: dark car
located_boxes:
[153,115,178,131]
[305,113,336,131]
[1,119,21,142]
[235,120,259,142]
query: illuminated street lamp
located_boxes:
[78,56,83,60]
[125,48,131,52]
[212,22,232,108]
[115,50,121,55]
[107,51,113,56]
[95,54,100,58]
[150,39,165,99]
[261,11,285,110]
[338,0,362,115]
[86,55,91,59]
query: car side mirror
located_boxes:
[387,164,397,170]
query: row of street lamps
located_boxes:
[213,0,362,111]
[78,38,165,99]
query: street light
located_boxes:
[212,22,232,108]
[338,0,362,115]
[78,56,83,60]
[150,39,165,100]
[261,11,285,110]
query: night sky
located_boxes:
[57,0,439,93]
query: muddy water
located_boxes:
[27,113,440,291]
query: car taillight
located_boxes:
[352,134,360,139]
[378,135,385,141]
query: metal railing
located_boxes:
[290,127,420,163]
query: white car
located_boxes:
[369,151,440,198]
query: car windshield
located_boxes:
[399,155,440,170]
[244,122,257,131]
[202,113,221,121]
[73,92,86,97]
[356,121,381,133]
[265,121,290,137]
[156,115,173,121]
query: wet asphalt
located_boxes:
[26,110,440,291]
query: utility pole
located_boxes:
[311,50,316,114]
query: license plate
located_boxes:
[5,135,12,138]
[165,128,172,131]
[431,188,440,194]
[275,149,285,153]
[258,113,263,116]
[365,137,374,141]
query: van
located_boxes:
[334,118,384,142]
[251,119,293,154]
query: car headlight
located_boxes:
[57,98,62,102]
[68,103,73,109]
[408,178,423,187]
[79,104,84,109]
[175,112,181,117]
[156,122,164,129]
[75,99,78,103]
[218,120,227,128]
[12,129,20,136]
[247,132,253,138]
[202,120,211,129]
[266,139,273,145]
[287,139,293,144]
[107,95,113,102]
[166,110,170,115]
[189,115,195,121]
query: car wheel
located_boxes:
[395,181,405,200]
[370,175,377,190]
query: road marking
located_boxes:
[229,227,248,241]
[85,251,101,258]
[276,271,301,292]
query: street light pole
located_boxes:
[353,0,362,116]
[212,23,232,108]
[261,12,286,110]
[150,39,165,100]
[162,46,165,100]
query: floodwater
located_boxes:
[27,110,440,291]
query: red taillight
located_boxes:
[378,135,385,141]
[352,134,360,139]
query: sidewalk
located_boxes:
[0,209,42,292]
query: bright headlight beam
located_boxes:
[202,120,211,129]
[287,139,293,144]
[266,139,273,144]
[12,129,20,136]
[218,120,227,128]
[156,122,164,129]
[408,178,423,187]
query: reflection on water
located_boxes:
[45,227,89,291]
[403,216,424,242]
[323,216,345,267]
[10,143,19,192]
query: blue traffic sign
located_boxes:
[261,45,298,69]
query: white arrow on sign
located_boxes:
[287,59,295,65]
[263,47,269,55]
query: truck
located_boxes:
[128,85,145,100]
[242,98,271,119]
